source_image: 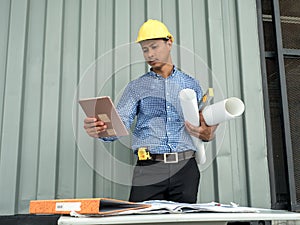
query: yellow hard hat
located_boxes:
[136,19,174,43]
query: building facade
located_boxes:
[0,0,270,215]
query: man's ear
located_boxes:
[166,39,173,48]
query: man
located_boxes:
[84,19,217,203]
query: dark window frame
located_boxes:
[256,0,300,211]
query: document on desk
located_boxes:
[68,200,260,217]
[116,200,260,215]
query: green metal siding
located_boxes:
[0,0,270,215]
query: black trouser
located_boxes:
[129,157,200,203]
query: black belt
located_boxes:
[145,150,195,163]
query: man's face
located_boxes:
[140,39,172,69]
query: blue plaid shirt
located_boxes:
[105,66,203,154]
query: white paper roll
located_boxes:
[179,89,206,164]
[179,89,199,126]
[202,97,245,126]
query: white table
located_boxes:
[58,209,300,225]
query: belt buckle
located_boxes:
[164,153,178,163]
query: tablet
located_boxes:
[79,96,129,137]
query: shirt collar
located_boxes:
[149,65,177,78]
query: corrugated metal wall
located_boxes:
[0,0,270,215]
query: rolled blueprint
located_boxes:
[202,97,245,126]
[179,89,206,164]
